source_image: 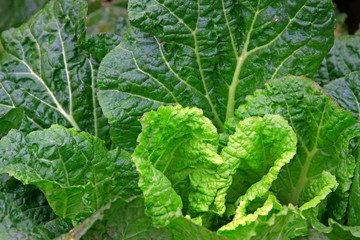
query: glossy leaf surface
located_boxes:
[313,35,360,86]
[0,175,71,239]
[324,71,360,121]
[98,0,335,150]
[0,125,140,221]
[0,108,23,139]
[0,0,109,141]
[0,0,48,32]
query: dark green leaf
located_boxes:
[313,35,360,86]
[347,140,360,226]
[0,0,110,141]
[324,71,360,121]
[59,197,228,240]
[98,0,335,150]
[0,108,23,138]
[0,0,48,32]
[0,125,141,221]
[0,175,71,239]
[325,219,360,240]
[80,33,122,63]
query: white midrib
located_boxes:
[1,80,45,129]
[225,1,308,121]
[89,59,99,137]
[155,0,223,130]
[192,31,224,130]
[55,19,73,117]
[291,104,326,203]
[225,9,259,121]
[291,147,318,203]
[19,59,80,130]
[0,82,15,107]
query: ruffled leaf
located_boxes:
[221,114,297,205]
[232,76,360,220]
[133,105,229,226]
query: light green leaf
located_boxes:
[0,175,71,240]
[221,114,297,205]
[59,197,228,240]
[220,172,337,239]
[0,0,110,142]
[299,172,338,211]
[219,195,307,239]
[233,76,360,220]
[133,105,229,226]
[98,0,335,150]
[0,125,141,221]
[292,173,338,239]
[313,35,360,86]
[324,71,360,121]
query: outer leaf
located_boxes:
[0,176,71,239]
[0,108,23,138]
[0,125,141,221]
[0,0,109,141]
[59,197,228,240]
[98,0,335,150]
[80,33,122,63]
[233,76,360,220]
[221,114,297,205]
[133,105,229,226]
[347,140,360,226]
[324,71,360,121]
[313,35,360,86]
[0,0,48,32]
